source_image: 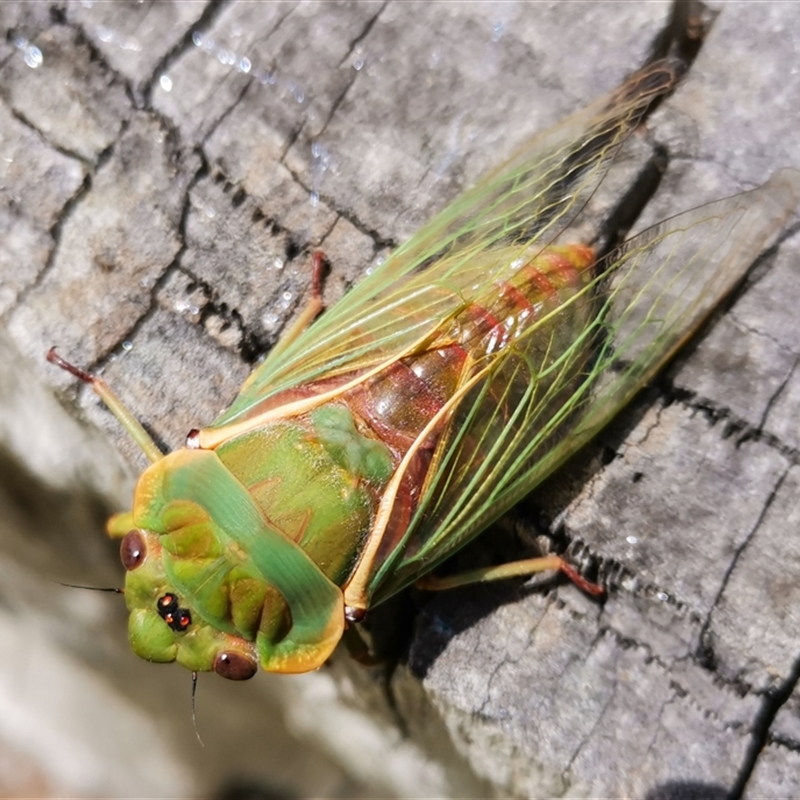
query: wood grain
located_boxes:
[1,1,798,797]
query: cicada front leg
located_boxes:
[47,348,164,464]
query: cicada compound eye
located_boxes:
[213,651,258,681]
[120,529,147,570]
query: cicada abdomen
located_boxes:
[338,244,599,585]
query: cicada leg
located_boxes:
[415,555,604,597]
[264,250,326,363]
[47,348,163,464]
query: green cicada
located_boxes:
[50,58,799,679]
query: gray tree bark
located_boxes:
[1,1,799,797]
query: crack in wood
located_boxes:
[141,0,237,106]
[732,648,800,798]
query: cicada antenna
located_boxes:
[191,671,206,748]
[57,582,124,594]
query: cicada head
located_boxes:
[105,448,346,677]
[113,526,261,681]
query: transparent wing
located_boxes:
[365,168,800,601]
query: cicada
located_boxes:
[50,58,800,679]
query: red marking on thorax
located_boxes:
[381,361,446,422]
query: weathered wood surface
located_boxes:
[1,1,799,797]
